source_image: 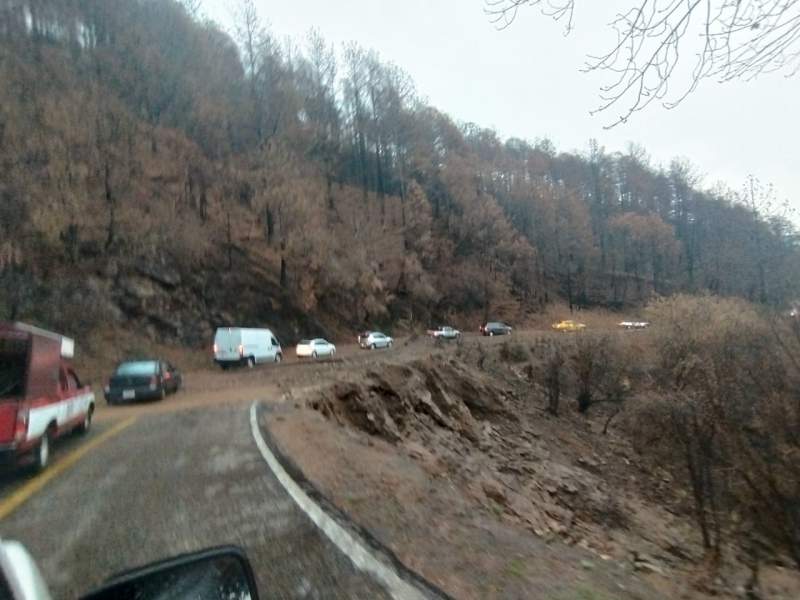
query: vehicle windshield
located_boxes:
[115,361,158,376]
[299,340,311,345]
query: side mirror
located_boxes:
[82,546,259,600]
[0,539,53,600]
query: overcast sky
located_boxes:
[200,0,799,220]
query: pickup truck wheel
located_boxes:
[35,432,51,471]
[247,356,255,368]
[78,406,93,434]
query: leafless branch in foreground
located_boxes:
[486,1,800,127]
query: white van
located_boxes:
[213,327,282,369]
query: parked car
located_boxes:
[296,338,336,359]
[552,320,587,332]
[0,322,95,471]
[619,321,650,330]
[480,322,512,336]
[105,360,181,404]
[427,326,461,340]
[358,331,393,349]
[213,327,282,369]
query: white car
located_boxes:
[619,321,650,330]
[295,338,336,359]
[358,331,394,350]
[427,326,461,339]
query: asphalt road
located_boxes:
[0,329,570,599]
[0,405,392,599]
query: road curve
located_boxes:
[0,405,391,599]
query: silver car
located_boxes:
[358,331,394,350]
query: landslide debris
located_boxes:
[308,358,510,445]
[307,355,635,543]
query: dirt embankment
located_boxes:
[270,346,800,600]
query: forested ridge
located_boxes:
[1,0,798,342]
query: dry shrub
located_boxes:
[525,335,631,424]
[528,338,568,415]
[569,333,631,417]
[634,295,800,571]
[499,340,528,363]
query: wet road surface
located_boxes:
[0,405,391,599]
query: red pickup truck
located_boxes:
[0,322,95,471]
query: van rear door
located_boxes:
[214,328,242,362]
[0,334,28,444]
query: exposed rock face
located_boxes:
[309,359,509,445]
[82,252,332,347]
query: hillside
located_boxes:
[1,0,798,347]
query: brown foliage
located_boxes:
[1,0,798,340]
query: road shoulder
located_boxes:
[254,401,450,600]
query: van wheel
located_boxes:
[274,353,282,364]
[78,406,93,434]
[35,431,51,471]
[247,356,255,368]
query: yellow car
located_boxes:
[551,320,587,332]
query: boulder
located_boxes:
[481,477,508,505]
[136,260,181,287]
[120,276,158,300]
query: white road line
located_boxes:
[249,402,427,600]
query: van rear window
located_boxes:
[0,338,28,399]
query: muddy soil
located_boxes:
[270,346,800,600]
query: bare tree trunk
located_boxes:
[602,408,620,434]
[265,206,274,245]
[279,240,287,288]
[226,211,233,269]
[103,161,116,251]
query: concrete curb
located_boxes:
[250,401,454,600]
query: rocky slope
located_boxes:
[271,345,800,599]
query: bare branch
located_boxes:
[485,0,575,32]
[487,1,800,126]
